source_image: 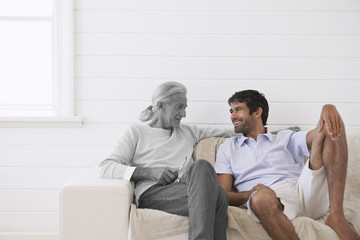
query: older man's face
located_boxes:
[161,92,187,130]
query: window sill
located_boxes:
[0,116,83,128]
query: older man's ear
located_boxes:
[157,101,165,110]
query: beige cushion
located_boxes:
[192,137,226,165]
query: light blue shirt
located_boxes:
[215,130,310,192]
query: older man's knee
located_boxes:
[191,159,213,169]
[217,185,228,205]
[189,159,215,176]
[186,159,217,185]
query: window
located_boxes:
[0,0,81,127]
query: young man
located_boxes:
[215,90,359,240]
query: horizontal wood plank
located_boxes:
[75,11,360,34]
[0,190,59,212]
[76,33,360,58]
[0,212,58,232]
[0,124,126,145]
[0,145,111,167]
[76,78,360,103]
[0,167,87,189]
[75,0,360,11]
[76,101,360,125]
[75,56,360,79]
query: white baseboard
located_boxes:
[0,233,58,240]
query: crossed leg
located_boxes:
[310,123,360,240]
[250,122,359,240]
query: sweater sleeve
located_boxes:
[186,125,238,143]
[98,125,138,179]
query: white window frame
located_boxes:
[0,0,82,127]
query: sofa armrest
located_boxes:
[60,166,134,240]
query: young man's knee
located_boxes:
[250,189,282,216]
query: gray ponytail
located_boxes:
[138,81,187,122]
[139,105,154,122]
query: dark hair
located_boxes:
[228,90,269,126]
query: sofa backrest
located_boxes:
[193,137,226,166]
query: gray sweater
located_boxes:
[99,123,235,204]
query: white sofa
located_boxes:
[60,136,360,240]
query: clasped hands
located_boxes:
[318,104,344,141]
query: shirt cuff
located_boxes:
[123,166,136,180]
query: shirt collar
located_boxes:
[236,128,276,145]
[262,131,276,143]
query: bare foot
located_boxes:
[309,126,325,170]
[326,213,360,240]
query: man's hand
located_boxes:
[131,167,178,185]
[149,167,179,185]
[318,104,344,140]
[217,174,273,206]
[238,184,272,206]
[250,184,272,195]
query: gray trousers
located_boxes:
[138,160,228,240]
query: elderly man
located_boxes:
[99,81,235,240]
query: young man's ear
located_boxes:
[255,107,263,119]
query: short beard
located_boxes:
[234,119,251,135]
[234,125,246,134]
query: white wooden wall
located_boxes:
[1,0,360,239]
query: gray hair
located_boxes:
[139,81,187,122]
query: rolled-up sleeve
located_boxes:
[98,125,138,179]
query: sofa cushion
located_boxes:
[130,204,188,239]
[192,137,226,165]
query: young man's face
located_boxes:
[229,101,255,134]
[161,92,187,129]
